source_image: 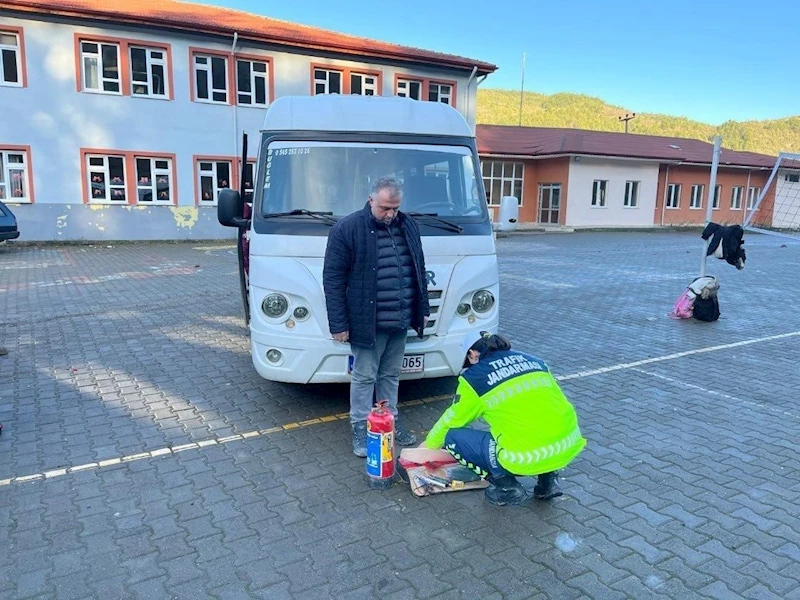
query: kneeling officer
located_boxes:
[423,332,586,506]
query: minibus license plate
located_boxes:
[347,354,424,374]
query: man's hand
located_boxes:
[333,331,349,343]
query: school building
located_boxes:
[477,125,798,230]
[0,0,496,241]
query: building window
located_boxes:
[86,154,127,203]
[130,46,168,98]
[428,82,452,105]
[396,78,422,100]
[194,53,228,103]
[666,183,681,209]
[80,41,121,93]
[591,180,607,207]
[785,172,800,183]
[314,68,342,94]
[731,186,743,210]
[136,157,173,203]
[242,161,255,203]
[690,184,704,209]
[623,181,640,208]
[350,72,377,96]
[712,185,721,209]
[747,186,760,210]
[0,149,31,203]
[198,160,232,205]
[237,59,270,106]
[0,30,23,87]
[481,161,523,206]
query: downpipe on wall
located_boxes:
[231,32,240,166]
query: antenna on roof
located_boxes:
[619,113,636,134]
[518,52,526,126]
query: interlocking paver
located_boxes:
[2,233,800,599]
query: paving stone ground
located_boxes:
[1,231,799,599]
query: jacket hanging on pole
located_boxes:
[701,222,746,270]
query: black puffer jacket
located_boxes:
[323,203,430,348]
[375,220,415,331]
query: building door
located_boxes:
[539,184,561,224]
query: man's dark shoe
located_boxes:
[533,472,563,500]
[484,475,528,506]
[351,421,367,457]
[394,422,416,446]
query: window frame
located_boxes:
[785,172,800,183]
[81,149,177,205]
[235,53,274,107]
[84,153,129,204]
[712,184,721,210]
[0,27,26,88]
[129,45,170,99]
[135,156,176,205]
[310,64,383,96]
[730,186,743,210]
[0,146,34,204]
[481,160,524,206]
[690,184,704,210]
[666,183,681,209]
[79,40,122,95]
[195,156,236,206]
[73,34,173,99]
[394,75,458,107]
[623,180,640,208]
[591,179,608,208]
[190,48,233,105]
[746,186,761,211]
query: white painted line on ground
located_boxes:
[3,329,798,488]
[632,368,800,421]
[555,330,800,382]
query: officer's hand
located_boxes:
[333,331,349,343]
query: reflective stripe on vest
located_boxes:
[499,426,583,467]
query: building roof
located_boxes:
[262,95,474,137]
[1,0,497,74]
[477,125,787,170]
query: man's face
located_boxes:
[369,188,401,224]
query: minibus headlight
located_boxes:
[293,306,310,321]
[262,294,289,318]
[456,303,471,316]
[471,290,495,313]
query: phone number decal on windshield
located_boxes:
[268,147,311,156]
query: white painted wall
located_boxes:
[565,157,660,227]
[773,170,800,229]
[0,13,477,240]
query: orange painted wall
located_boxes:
[518,157,571,224]
[655,165,773,226]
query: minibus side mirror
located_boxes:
[218,188,249,228]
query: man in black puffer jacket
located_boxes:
[323,176,430,457]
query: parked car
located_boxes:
[0,200,20,242]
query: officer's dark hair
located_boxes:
[470,332,512,358]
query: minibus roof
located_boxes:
[261,95,474,138]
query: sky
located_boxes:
[197,0,797,125]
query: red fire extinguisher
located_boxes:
[366,400,395,489]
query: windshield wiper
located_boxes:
[406,212,463,233]
[263,209,338,225]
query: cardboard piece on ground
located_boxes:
[398,447,489,497]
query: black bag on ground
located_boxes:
[693,296,720,322]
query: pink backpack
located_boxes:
[669,290,695,319]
